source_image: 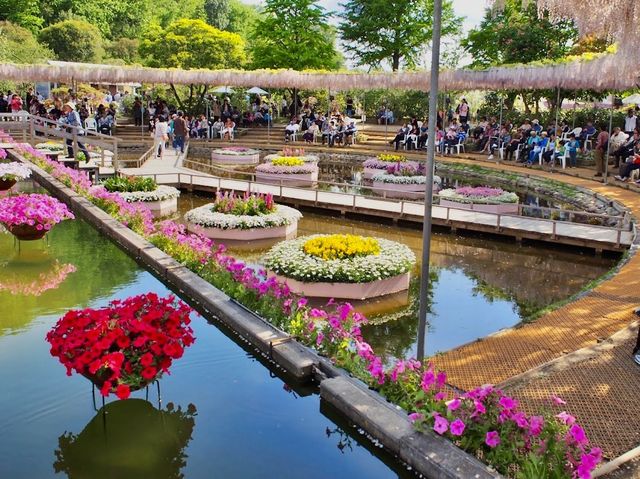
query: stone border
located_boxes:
[13,151,503,479]
[188,220,297,241]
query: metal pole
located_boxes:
[384,103,388,147]
[267,90,271,147]
[416,0,442,363]
[604,93,614,185]
[555,87,561,133]
[498,92,503,129]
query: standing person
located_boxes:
[345,96,354,117]
[593,124,610,178]
[456,98,470,124]
[172,111,188,154]
[566,133,580,168]
[10,94,23,114]
[153,116,169,159]
[133,98,143,127]
[60,102,89,160]
[624,109,637,135]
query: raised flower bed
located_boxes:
[46,292,195,399]
[0,160,31,191]
[439,186,519,214]
[103,176,180,217]
[211,146,260,165]
[184,191,302,241]
[363,153,412,179]
[0,193,74,240]
[264,234,416,299]
[371,162,434,199]
[256,157,319,187]
[264,147,319,164]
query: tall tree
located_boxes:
[139,18,246,113]
[0,21,52,63]
[227,0,259,37]
[249,0,342,71]
[339,0,460,71]
[0,0,42,31]
[204,0,230,30]
[39,19,104,62]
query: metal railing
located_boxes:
[0,112,120,170]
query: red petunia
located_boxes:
[141,366,158,381]
[115,384,131,400]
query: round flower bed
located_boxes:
[46,293,195,399]
[103,176,180,217]
[371,162,429,199]
[0,161,31,191]
[0,193,74,240]
[439,186,520,214]
[35,141,65,154]
[184,191,302,241]
[256,157,319,187]
[211,146,260,165]
[264,234,416,299]
[363,154,410,179]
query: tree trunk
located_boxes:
[170,83,185,111]
[392,51,400,72]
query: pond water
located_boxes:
[0,205,414,478]
[178,193,618,360]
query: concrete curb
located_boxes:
[16,152,503,479]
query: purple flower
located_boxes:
[447,398,461,411]
[551,395,566,406]
[421,369,435,392]
[556,411,576,425]
[569,424,588,445]
[408,412,423,423]
[433,415,449,435]
[498,395,518,411]
[529,416,544,436]
[449,419,466,436]
[485,431,501,448]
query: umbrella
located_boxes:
[622,93,640,105]
[246,86,268,95]
[212,86,235,94]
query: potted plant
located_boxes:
[102,176,180,217]
[0,193,75,240]
[46,293,195,399]
[0,161,31,191]
[438,186,520,214]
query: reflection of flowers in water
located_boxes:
[0,261,77,296]
[54,399,197,479]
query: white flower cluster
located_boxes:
[0,162,31,181]
[438,188,519,205]
[372,173,427,185]
[35,142,65,152]
[118,185,181,203]
[184,204,302,230]
[213,148,259,156]
[264,235,416,284]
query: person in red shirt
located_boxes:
[10,94,23,113]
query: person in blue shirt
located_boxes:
[566,133,580,168]
[60,102,89,160]
[527,131,548,165]
[580,121,597,152]
[531,119,543,133]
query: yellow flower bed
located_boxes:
[378,154,407,162]
[303,234,381,261]
[272,157,305,167]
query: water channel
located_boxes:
[0,180,619,478]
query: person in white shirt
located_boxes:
[153,116,169,159]
[105,91,113,103]
[624,109,637,134]
[284,120,299,142]
[610,127,629,152]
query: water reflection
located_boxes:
[53,399,196,479]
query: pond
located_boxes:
[0,195,415,478]
[178,192,618,360]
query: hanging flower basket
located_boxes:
[46,293,195,399]
[0,178,17,191]
[0,161,31,191]
[0,194,74,241]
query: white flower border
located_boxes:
[264,235,416,283]
[372,173,427,185]
[213,148,260,156]
[0,162,31,180]
[118,185,181,203]
[438,188,519,205]
[185,203,302,230]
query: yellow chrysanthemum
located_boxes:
[272,157,305,167]
[303,234,380,261]
[377,154,407,163]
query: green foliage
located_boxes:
[249,0,342,71]
[106,38,141,64]
[0,21,52,64]
[0,0,42,31]
[339,0,460,71]
[102,176,158,193]
[149,0,206,29]
[226,0,260,36]
[204,0,229,30]
[140,18,245,69]
[39,19,104,62]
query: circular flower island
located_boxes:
[264,234,416,300]
[439,186,519,214]
[184,191,302,242]
[256,156,319,187]
[211,146,260,165]
[102,176,180,217]
[371,162,440,199]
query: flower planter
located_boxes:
[0,178,17,191]
[189,218,298,241]
[139,196,178,218]
[372,181,425,199]
[269,271,411,300]
[7,223,48,240]
[364,167,386,180]
[255,169,318,187]
[117,186,180,218]
[439,199,520,215]
[211,149,260,165]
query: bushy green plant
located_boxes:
[102,176,157,193]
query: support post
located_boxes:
[417,0,443,363]
[604,93,614,185]
[555,87,561,133]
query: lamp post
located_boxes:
[416,0,443,362]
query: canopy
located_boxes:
[622,94,640,105]
[246,87,269,95]
[211,86,235,94]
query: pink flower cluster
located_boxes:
[16,144,92,192]
[363,159,420,170]
[255,163,317,174]
[455,186,505,197]
[0,148,7,160]
[0,262,77,296]
[0,193,74,230]
[89,186,155,235]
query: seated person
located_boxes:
[389,124,410,150]
[580,121,597,150]
[97,111,114,135]
[418,123,429,149]
[343,121,357,145]
[504,131,524,161]
[212,118,224,138]
[284,120,300,142]
[303,122,319,143]
[197,115,208,138]
[527,131,549,165]
[613,128,639,168]
[221,118,235,140]
[521,130,539,163]
[615,149,640,182]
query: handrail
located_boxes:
[181,158,631,231]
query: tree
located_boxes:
[249,0,342,71]
[106,38,141,64]
[204,0,230,30]
[149,0,206,28]
[0,21,52,63]
[227,0,260,37]
[339,0,460,71]
[39,19,104,62]
[139,18,246,113]
[0,0,42,31]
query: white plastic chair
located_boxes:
[84,117,97,133]
[403,134,418,150]
[447,136,466,155]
